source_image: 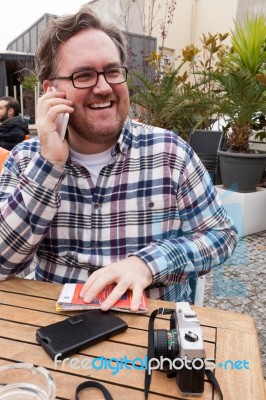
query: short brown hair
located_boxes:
[35,5,127,83]
[0,96,20,116]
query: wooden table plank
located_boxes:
[0,278,61,300]
[214,328,265,400]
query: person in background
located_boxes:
[0,96,29,150]
[0,5,237,311]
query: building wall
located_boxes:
[236,0,266,23]
[89,0,239,66]
[7,14,52,54]
[189,0,238,46]
[87,0,144,33]
[143,0,238,61]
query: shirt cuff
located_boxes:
[24,154,66,191]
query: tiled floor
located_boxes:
[204,230,266,378]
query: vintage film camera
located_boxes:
[153,302,206,396]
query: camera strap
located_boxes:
[144,307,224,400]
[205,369,223,400]
[75,381,113,400]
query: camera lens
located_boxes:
[154,329,179,360]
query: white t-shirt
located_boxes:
[69,146,114,186]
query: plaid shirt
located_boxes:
[0,118,237,301]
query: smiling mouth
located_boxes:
[89,101,112,109]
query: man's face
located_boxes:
[0,100,9,123]
[47,29,130,153]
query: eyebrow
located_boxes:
[70,62,122,73]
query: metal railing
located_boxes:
[5,83,40,121]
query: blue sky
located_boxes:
[0,1,92,51]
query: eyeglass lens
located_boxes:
[73,67,127,88]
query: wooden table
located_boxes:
[0,278,265,400]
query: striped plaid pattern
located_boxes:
[0,118,237,302]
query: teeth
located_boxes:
[90,102,111,109]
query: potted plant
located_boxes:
[208,13,266,192]
[129,56,207,140]
[129,50,218,140]
[129,14,266,192]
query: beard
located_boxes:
[69,114,124,144]
[68,100,129,146]
[0,111,8,123]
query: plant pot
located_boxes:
[217,150,266,193]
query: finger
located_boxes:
[36,98,73,127]
[130,286,145,312]
[44,88,67,98]
[100,281,129,311]
[79,272,99,298]
[46,104,74,121]
[81,268,115,303]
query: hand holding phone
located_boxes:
[51,86,69,141]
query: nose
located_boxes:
[92,73,112,95]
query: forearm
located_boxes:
[137,218,237,286]
[0,154,65,279]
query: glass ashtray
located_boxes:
[0,363,56,400]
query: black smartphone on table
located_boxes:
[36,310,128,360]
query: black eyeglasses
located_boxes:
[49,66,128,89]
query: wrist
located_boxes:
[131,256,153,286]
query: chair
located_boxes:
[0,147,10,173]
[188,130,223,184]
[0,134,30,173]
[189,275,206,306]
[18,257,37,280]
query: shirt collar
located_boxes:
[111,117,133,156]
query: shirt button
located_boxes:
[149,202,155,208]
[94,203,100,209]
[92,241,98,248]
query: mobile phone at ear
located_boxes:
[51,86,69,140]
[56,111,69,141]
[36,310,128,360]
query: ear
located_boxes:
[7,107,14,118]
[43,80,52,92]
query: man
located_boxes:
[0,96,29,150]
[0,6,237,311]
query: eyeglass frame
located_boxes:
[49,66,128,89]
